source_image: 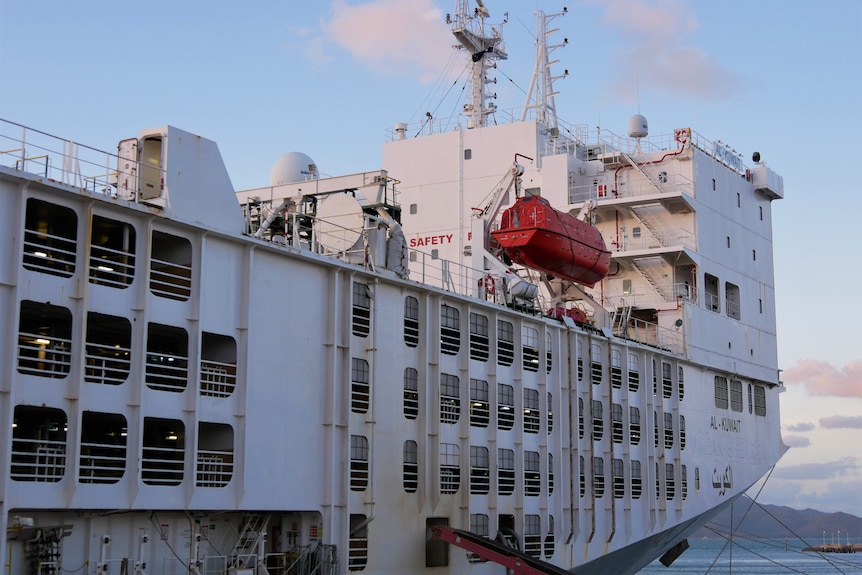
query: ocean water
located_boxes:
[637,538,862,574]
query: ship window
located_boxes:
[705,273,720,312]
[577,340,584,381]
[631,460,642,499]
[548,453,555,494]
[352,282,371,337]
[351,358,370,413]
[730,380,743,412]
[524,515,541,558]
[470,446,490,495]
[546,332,553,374]
[469,514,489,561]
[629,406,641,445]
[613,458,625,499]
[196,422,234,488]
[652,358,657,395]
[84,312,132,385]
[141,417,184,486]
[11,405,67,482]
[666,463,676,500]
[524,388,540,434]
[591,400,604,441]
[714,376,729,409]
[737,192,741,207]
[149,231,192,301]
[17,300,73,378]
[753,249,757,261]
[410,203,417,215]
[145,323,189,392]
[547,392,553,435]
[469,312,489,361]
[200,332,237,398]
[696,467,701,491]
[726,282,741,320]
[664,412,674,449]
[748,383,753,414]
[593,457,605,498]
[431,249,438,259]
[754,385,767,416]
[662,362,672,398]
[497,383,514,431]
[579,456,586,497]
[89,215,136,288]
[727,236,731,248]
[498,448,515,495]
[611,349,622,389]
[469,378,489,427]
[680,415,686,450]
[545,515,556,559]
[524,451,540,496]
[590,344,603,386]
[464,149,472,160]
[440,443,460,494]
[654,411,659,447]
[612,403,624,444]
[403,440,418,493]
[440,373,460,423]
[632,227,641,239]
[760,206,764,220]
[578,397,584,439]
[349,514,369,570]
[523,326,539,372]
[628,353,640,391]
[678,366,685,401]
[349,435,369,491]
[682,465,688,500]
[404,296,419,347]
[409,250,417,262]
[497,320,514,366]
[403,367,419,419]
[622,278,632,294]
[440,304,460,355]
[79,411,126,484]
[656,462,661,500]
[23,198,78,278]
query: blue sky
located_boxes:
[2,0,861,516]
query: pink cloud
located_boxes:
[587,0,744,100]
[781,435,810,448]
[820,415,862,429]
[783,360,862,398]
[321,0,453,81]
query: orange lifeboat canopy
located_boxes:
[490,196,610,287]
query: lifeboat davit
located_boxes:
[490,196,611,287]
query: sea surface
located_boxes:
[637,538,862,574]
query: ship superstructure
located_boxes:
[0,2,784,575]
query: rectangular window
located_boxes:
[469,312,489,361]
[469,378,489,427]
[730,380,743,412]
[612,458,625,499]
[498,448,515,495]
[664,412,674,449]
[662,362,672,399]
[440,373,460,424]
[754,385,767,416]
[351,358,370,413]
[611,349,622,389]
[612,403,623,444]
[578,397,584,439]
[628,353,640,391]
[523,388,540,434]
[579,456,586,497]
[403,367,419,419]
[23,198,78,278]
[547,392,554,435]
[631,460,642,499]
[12,406,68,482]
[593,457,605,498]
[350,435,369,491]
[726,282,741,320]
[665,463,676,500]
[524,515,541,558]
[678,366,685,401]
[404,296,419,347]
[591,400,603,441]
[546,332,553,374]
[349,515,368,570]
[523,326,539,372]
[524,451,541,496]
[403,440,418,493]
[497,320,514,366]
[352,282,371,337]
[705,273,720,313]
[497,383,514,431]
[440,443,460,494]
[440,305,460,355]
[590,344,602,385]
[714,376,729,409]
[470,446,490,495]
[682,465,688,500]
[629,406,641,445]
[680,415,686,450]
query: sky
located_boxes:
[2,0,861,517]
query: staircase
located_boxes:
[631,257,673,303]
[227,514,271,573]
[611,302,632,337]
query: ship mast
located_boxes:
[450,0,507,128]
[520,8,569,131]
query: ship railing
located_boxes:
[17,331,73,377]
[10,438,66,482]
[149,256,193,300]
[84,343,132,385]
[144,352,190,392]
[89,243,136,287]
[568,172,695,205]
[200,359,238,397]
[607,228,697,252]
[605,282,698,309]
[141,445,184,485]
[78,442,126,483]
[196,450,233,487]
[0,118,165,202]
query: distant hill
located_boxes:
[693,503,862,542]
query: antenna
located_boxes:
[520,8,568,130]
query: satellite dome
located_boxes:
[270,152,319,185]
[628,114,649,139]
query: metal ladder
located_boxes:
[227,514,271,572]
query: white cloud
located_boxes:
[773,457,859,481]
[785,422,816,432]
[782,434,810,448]
[784,360,862,398]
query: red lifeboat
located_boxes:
[490,196,611,287]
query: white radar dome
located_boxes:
[270,152,319,185]
[628,114,649,139]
